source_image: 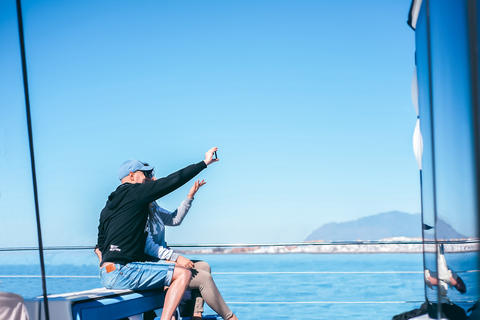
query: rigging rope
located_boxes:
[15,1,50,319]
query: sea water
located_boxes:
[0,251,477,319]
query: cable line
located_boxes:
[15,1,50,319]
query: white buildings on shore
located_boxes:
[176,238,479,254]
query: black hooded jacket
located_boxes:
[97,161,206,265]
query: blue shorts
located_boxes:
[100,261,175,290]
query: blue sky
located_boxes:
[0,0,430,248]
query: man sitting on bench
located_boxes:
[96,148,218,320]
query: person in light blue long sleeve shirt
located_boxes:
[144,175,205,267]
[145,195,197,262]
[143,176,235,320]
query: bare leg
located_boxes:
[160,266,191,320]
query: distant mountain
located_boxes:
[305,211,467,242]
[434,219,468,240]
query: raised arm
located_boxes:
[188,179,206,200]
[159,180,206,227]
[135,147,218,204]
[156,199,191,227]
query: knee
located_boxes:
[179,268,192,288]
[204,262,211,273]
[173,267,192,285]
[181,268,192,282]
[195,261,211,273]
[200,270,213,283]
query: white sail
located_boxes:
[413,118,423,170]
[411,67,419,117]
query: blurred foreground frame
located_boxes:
[409,0,480,319]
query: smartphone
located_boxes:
[214,151,218,159]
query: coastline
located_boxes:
[176,239,480,255]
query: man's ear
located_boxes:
[128,171,135,181]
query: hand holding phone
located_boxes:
[204,147,219,166]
